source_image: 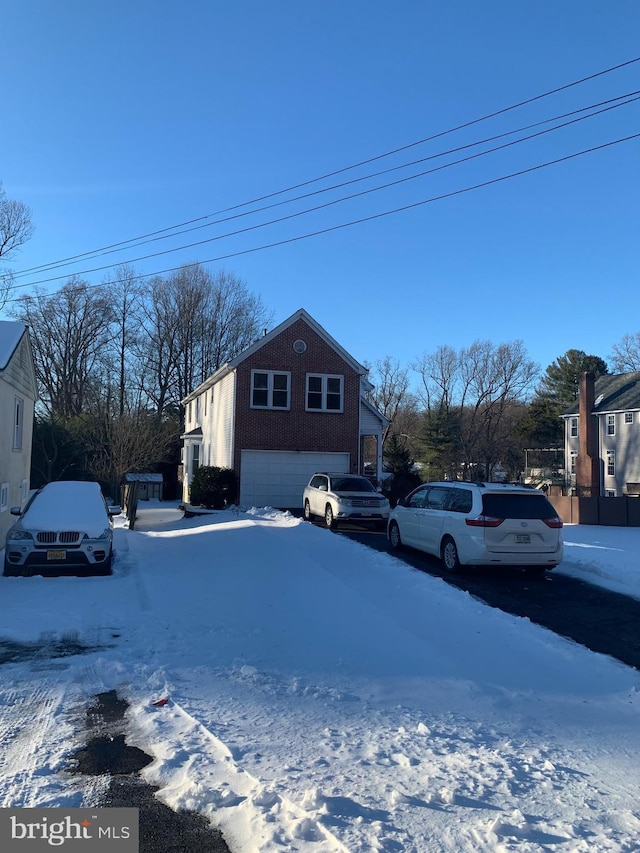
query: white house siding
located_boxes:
[599,411,640,495]
[206,371,235,469]
[0,330,36,546]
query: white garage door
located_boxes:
[240,450,350,509]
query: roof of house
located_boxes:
[563,371,640,416]
[123,473,164,483]
[0,321,26,371]
[182,308,369,404]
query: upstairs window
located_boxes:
[251,371,290,409]
[625,412,634,424]
[607,414,615,436]
[570,417,578,437]
[306,374,344,412]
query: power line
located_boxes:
[12,89,639,282]
[11,95,639,291]
[13,55,640,279]
[8,131,638,305]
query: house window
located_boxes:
[0,483,8,512]
[625,412,634,424]
[251,371,290,409]
[607,414,615,436]
[204,393,207,417]
[570,452,577,475]
[570,418,578,437]
[606,450,615,476]
[21,479,28,502]
[306,374,344,412]
[13,398,24,450]
[605,489,616,497]
[192,444,200,473]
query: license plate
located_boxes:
[47,550,66,560]
[515,534,530,544]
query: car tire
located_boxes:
[388,521,403,550]
[303,499,313,522]
[441,536,461,572]
[94,552,113,576]
[324,504,337,530]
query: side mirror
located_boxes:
[108,505,122,516]
[10,506,22,516]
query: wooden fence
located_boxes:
[549,495,640,526]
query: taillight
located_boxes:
[465,515,504,527]
[542,517,563,528]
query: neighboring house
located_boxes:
[0,322,37,545]
[181,308,389,508]
[562,370,640,497]
[122,472,163,501]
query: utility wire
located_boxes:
[12,89,640,281]
[11,96,639,291]
[7,131,639,305]
[13,55,640,278]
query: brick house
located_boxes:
[562,370,640,496]
[180,308,388,508]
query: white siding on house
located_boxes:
[207,371,235,469]
[599,411,640,494]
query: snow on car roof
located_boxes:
[23,481,108,533]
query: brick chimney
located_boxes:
[575,371,600,497]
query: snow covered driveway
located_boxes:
[1,504,640,852]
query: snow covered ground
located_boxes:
[1,502,640,852]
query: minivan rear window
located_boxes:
[482,493,556,519]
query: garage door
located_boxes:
[240,450,350,509]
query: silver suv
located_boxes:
[4,480,121,577]
[387,481,563,574]
[303,473,390,530]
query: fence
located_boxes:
[549,495,640,526]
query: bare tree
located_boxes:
[139,264,271,416]
[102,264,146,416]
[365,356,417,446]
[0,182,34,307]
[414,340,539,480]
[11,279,114,419]
[610,332,640,373]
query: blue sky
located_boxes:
[1,1,638,390]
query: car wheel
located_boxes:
[94,552,113,576]
[325,504,337,530]
[441,536,461,572]
[388,521,403,550]
[304,499,313,522]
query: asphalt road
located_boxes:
[327,521,640,671]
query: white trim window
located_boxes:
[1,483,8,512]
[251,370,290,409]
[570,451,577,475]
[605,489,616,497]
[625,411,634,424]
[607,414,615,436]
[192,444,200,473]
[13,397,24,450]
[606,449,615,476]
[306,374,344,412]
[570,417,578,437]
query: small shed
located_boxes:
[122,472,163,501]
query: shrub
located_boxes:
[189,466,238,509]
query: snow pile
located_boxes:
[1,502,639,852]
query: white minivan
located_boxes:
[387,482,563,574]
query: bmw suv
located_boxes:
[303,473,390,530]
[387,481,563,573]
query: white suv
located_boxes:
[303,473,390,530]
[387,482,563,574]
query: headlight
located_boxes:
[8,530,33,541]
[96,528,111,540]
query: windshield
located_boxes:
[331,477,376,493]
